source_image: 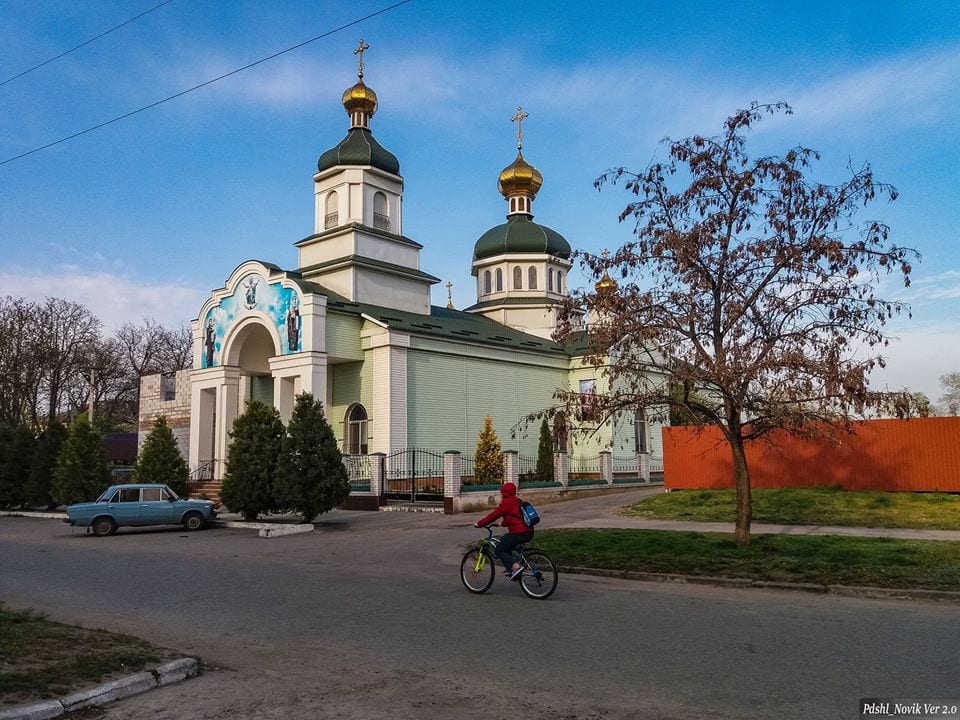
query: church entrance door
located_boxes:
[382,449,444,503]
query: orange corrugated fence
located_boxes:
[663,417,960,492]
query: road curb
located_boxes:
[0,658,200,720]
[561,566,960,603]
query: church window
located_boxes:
[513,267,522,289]
[496,268,503,292]
[634,411,648,454]
[483,271,491,295]
[548,268,554,292]
[345,403,368,455]
[557,271,564,293]
[373,191,389,231]
[324,191,339,229]
[528,266,537,289]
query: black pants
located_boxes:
[496,531,534,573]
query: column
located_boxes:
[639,453,650,482]
[369,452,385,498]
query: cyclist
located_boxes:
[474,481,533,580]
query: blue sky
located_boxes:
[1,0,958,400]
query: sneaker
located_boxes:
[509,564,523,580]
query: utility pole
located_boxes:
[88,368,95,422]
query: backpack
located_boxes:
[518,498,540,527]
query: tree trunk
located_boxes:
[730,431,752,545]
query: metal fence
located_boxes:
[568,455,602,480]
[460,454,477,485]
[342,454,372,491]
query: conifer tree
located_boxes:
[52,416,111,505]
[535,418,554,482]
[0,424,37,508]
[25,419,67,509]
[220,400,284,520]
[133,416,190,497]
[474,416,503,486]
[275,393,351,522]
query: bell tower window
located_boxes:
[496,269,503,292]
[513,267,522,289]
[548,268,554,292]
[325,191,339,229]
[484,271,491,295]
[557,271,564,293]
[528,266,537,289]
[373,191,389,231]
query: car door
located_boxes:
[139,486,177,525]
[109,487,141,526]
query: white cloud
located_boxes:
[0,267,206,334]
[870,321,960,400]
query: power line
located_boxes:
[0,0,177,88]
[0,0,413,168]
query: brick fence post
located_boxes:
[443,451,462,514]
[369,452,385,498]
[503,450,518,486]
[554,451,569,488]
[600,451,613,484]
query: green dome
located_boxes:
[473,215,571,261]
[317,128,400,175]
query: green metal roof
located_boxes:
[473,215,571,261]
[317,128,400,175]
[462,296,562,312]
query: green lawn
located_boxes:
[0,605,179,707]
[623,487,960,530]
[535,528,960,591]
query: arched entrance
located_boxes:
[225,319,279,409]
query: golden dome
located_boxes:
[595,270,619,294]
[498,151,543,198]
[342,80,377,116]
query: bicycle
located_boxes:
[460,526,559,599]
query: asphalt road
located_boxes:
[1,490,956,720]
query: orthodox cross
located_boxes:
[446,281,454,309]
[511,106,529,150]
[354,38,370,79]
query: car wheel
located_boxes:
[182,511,205,531]
[91,516,116,537]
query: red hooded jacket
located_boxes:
[476,482,530,534]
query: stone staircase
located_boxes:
[190,480,223,505]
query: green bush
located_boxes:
[25,420,67,509]
[274,393,351,522]
[132,416,189,497]
[51,416,111,505]
[220,401,284,520]
[0,425,37,508]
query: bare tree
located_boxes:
[0,297,45,428]
[555,103,918,544]
[36,298,102,424]
[938,372,960,416]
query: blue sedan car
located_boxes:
[64,484,216,536]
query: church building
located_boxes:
[138,41,665,494]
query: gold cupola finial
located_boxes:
[595,249,619,294]
[342,38,377,128]
[512,106,529,151]
[498,105,543,216]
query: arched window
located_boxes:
[548,268,554,292]
[496,268,503,292]
[528,266,537,289]
[325,191,339,229]
[634,410,648,454]
[483,270,491,295]
[513,266,523,289]
[345,404,368,455]
[557,271,563,293]
[373,191,389,231]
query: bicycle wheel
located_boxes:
[460,548,495,593]
[518,548,559,599]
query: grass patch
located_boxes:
[624,487,960,530]
[0,605,179,707]
[535,528,960,591]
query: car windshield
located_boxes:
[163,487,180,501]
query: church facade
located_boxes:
[138,43,666,490]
